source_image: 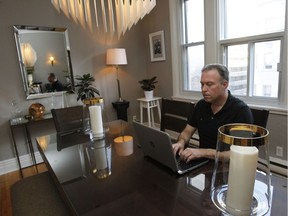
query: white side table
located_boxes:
[137,97,161,127]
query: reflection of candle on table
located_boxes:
[89,105,103,137]
[226,145,258,214]
[95,147,107,170]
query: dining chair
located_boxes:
[160,98,196,142]
[51,105,83,135]
[250,108,270,128]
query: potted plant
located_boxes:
[26,67,34,86]
[74,73,100,101]
[74,73,102,134]
[138,76,157,99]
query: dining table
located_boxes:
[36,120,287,216]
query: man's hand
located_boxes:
[179,148,216,162]
[172,142,185,156]
[179,148,205,162]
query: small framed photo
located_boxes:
[149,30,166,62]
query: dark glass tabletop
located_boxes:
[37,120,287,216]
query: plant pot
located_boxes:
[27,74,33,85]
[144,90,153,100]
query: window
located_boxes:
[221,0,285,100]
[169,0,287,109]
[182,0,204,92]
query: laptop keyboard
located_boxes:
[176,155,195,170]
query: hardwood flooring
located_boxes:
[0,164,47,216]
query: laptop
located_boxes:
[133,121,209,174]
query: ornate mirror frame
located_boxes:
[13,25,75,100]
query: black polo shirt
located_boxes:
[188,91,253,149]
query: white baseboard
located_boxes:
[0,152,43,175]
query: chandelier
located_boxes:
[51,0,156,38]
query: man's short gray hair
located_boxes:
[201,63,229,82]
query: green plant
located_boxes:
[138,76,158,91]
[74,73,100,101]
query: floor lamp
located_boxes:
[106,48,127,102]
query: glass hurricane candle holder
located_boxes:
[211,123,271,216]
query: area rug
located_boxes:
[11,172,71,216]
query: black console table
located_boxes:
[112,100,130,121]
[9,114,53,177]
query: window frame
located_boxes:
[169,0,287,112]
[221,32,284,104]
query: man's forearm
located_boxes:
[177,133,189,147]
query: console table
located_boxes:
[9,114,53,177]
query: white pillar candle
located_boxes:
[89,105,103,137]
[226,145,259,214]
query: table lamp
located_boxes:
[106,48,127,102]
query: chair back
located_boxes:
[51,106,83,134]
[250,108,269,128]
[160,98,194,133]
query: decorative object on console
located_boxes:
[10,100,23,123]
[106,48,128,102]
[28,103,45,120]
[138,76,157,100]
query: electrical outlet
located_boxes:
[132,115,137,121]
[276,146,283,157]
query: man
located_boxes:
[173,64,253,162]
[48,73,64,92]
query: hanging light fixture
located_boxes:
[51,0,156,38]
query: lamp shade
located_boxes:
[21,43,37,67]
[106,48,127,65]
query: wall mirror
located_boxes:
[13,25,75,100]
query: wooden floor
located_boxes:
[0,164,48,216]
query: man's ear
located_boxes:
[222,80,229,88]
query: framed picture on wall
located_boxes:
[149,30,166,62]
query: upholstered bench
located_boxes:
[11,172,70,216]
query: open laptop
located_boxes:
[133,121,209,174]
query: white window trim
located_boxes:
[169,0,288,114]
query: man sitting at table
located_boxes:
[172,63,253,162]
[48,73,64,92]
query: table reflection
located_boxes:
[45,142,86,183]
[86,140,112,179]
[36,120,286,216]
